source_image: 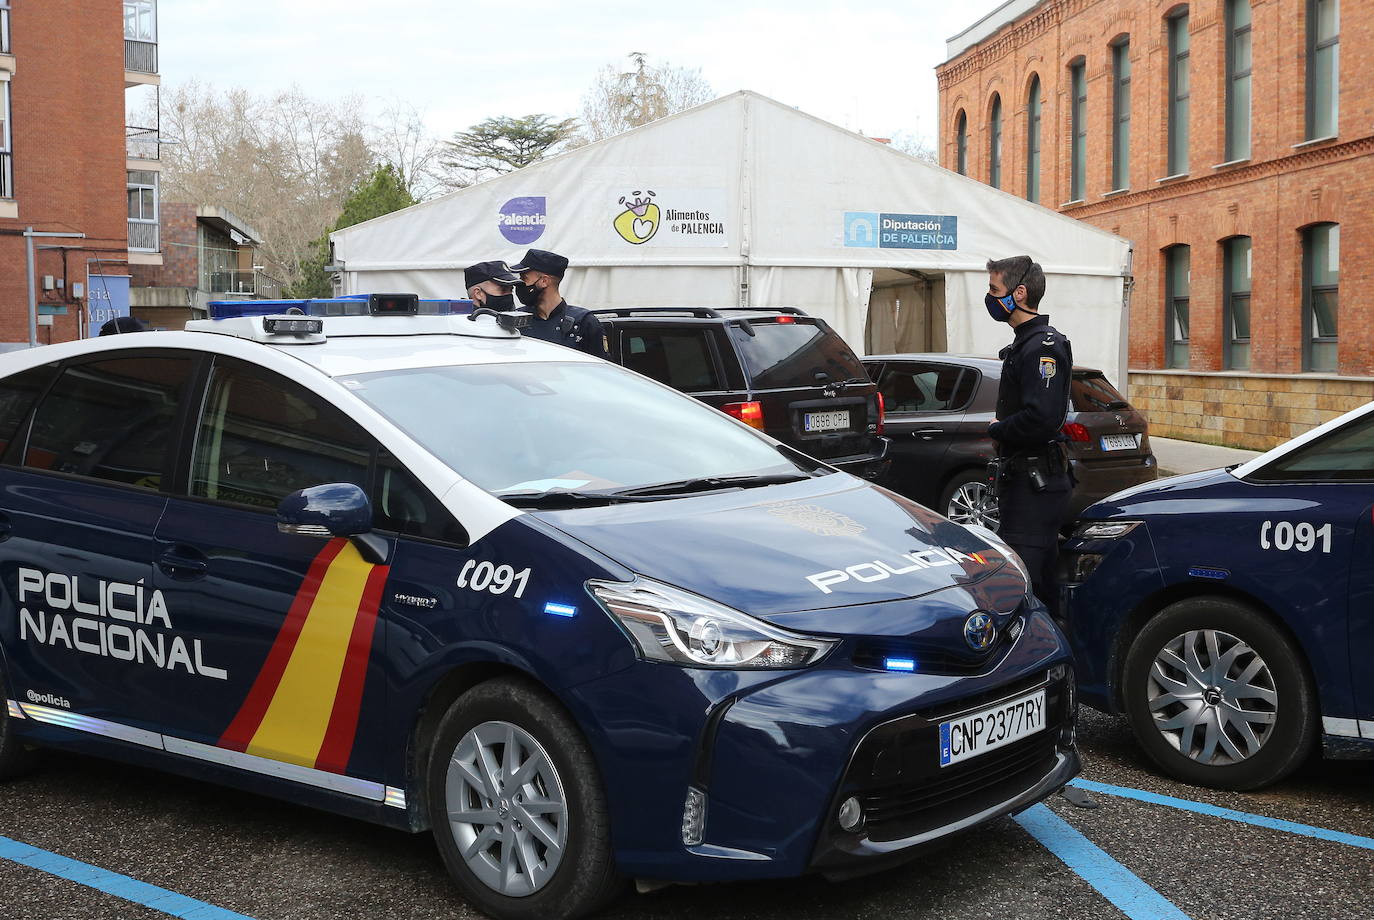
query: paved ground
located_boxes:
[0,707,1369,920]
[1149,436,1262,478]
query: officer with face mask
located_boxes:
[983,255,1074,616]
[509,249,608,359]
[464,260,520,311]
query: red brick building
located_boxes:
[0,0,161,346]
[938,0,1370,449]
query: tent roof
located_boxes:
[332,90,1128,277]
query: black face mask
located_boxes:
[485,292,515,311]
[515,282,540,308]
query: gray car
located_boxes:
[862,354,1158,529]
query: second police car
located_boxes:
[1062,401,1374,790]
[0,296,1078,920]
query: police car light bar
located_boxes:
[263,316,324,336]
[207,296,473,320]
[369,293,419,316]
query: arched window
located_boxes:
[1111,37,1131,190]
[1303,223,1339,371]
[1069,58,1087,201]
[1167,7,1191,175]
[988,94,1002,189]
[1306,0,1338,140]
[955,110,968,175]
[1223,236,1251,369]
[1025,76,1041,202]
[1226,0,1252,160]
[1165,245,1191,369]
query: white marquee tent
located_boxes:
[331,91,1133,382]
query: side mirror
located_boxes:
[277,483,372,538]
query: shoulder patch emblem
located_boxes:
[1038,356,1057,387]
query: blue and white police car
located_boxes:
[1062,402,1374,790]
[0,295,1078,920]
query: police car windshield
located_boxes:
[343,361,815,499]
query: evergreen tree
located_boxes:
[289,164,416,298]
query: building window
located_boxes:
[0,1,10,56]
[1223,237,1252,370]
[1026,77,1041,202]
[1165,245,1191,369]
[1224,1,1252,161]
[123,0,156,41]
[1168,9,1190,175]
[127,170,159,252]
[0,81,11,200]
[1304,223,1339,372]
[1070,59,1086,201]
[1307,0,1339,139]
[1111,39,1131,190]
[988,95,1002,189]
[955,110,967,175]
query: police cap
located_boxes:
[464,260,519,290]
[509,249,569,279]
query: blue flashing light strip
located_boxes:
[1186,567,1229,580]
[1013,804,1191,920]
[1068,778,1374,851]
[0,834,258,919]
[544,602,578,618]
[206,298,474,320]
[884,657,916,672]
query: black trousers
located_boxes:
[997,472,1071,615]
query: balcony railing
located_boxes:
[128,219,158,252]
[125,39,157,74]
[126,125,159,160]
[207,270,283,298]
[0,151,11,199]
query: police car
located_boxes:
[0,295,1078,920]
[1062,402,1374,790]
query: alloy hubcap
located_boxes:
[1146,629,1278,766]
[947,481,1000,530]
[445,720,568,897]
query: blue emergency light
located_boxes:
[207,293,474,320]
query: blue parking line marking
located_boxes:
[0,834,256,919]
[1014,804,1191,920]
[1069,778,1374,851]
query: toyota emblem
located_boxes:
[964,612,996,651]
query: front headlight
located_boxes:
[962,522,1031,585]
[1073,520,1142,540]
[588,577,836,669]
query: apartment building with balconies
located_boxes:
[0,0,160,345]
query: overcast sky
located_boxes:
[160,0,1004,148]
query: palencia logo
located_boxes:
[26,689,70,709]
[807,546,990,594]
[17,567,228,680]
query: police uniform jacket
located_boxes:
[988,314,1072,452]
[521,300,608,359]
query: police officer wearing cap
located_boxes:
[510,249,608,359]
[983,255,1074,614]
[464,260,520,309]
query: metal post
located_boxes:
[24,226,36,347]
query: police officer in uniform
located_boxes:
[984,255,1073,614]
[463,260,520,309]
[509,249,608,359]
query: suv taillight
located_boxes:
[723,401,765,429]
[875,392,885,436]
[1062,422,1091,442]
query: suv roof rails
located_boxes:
[590,306,812,318]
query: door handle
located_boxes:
[913,428,944,439]
[158,545,209,579]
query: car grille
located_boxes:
[837,673,1067,842]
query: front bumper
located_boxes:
[566,604,1077,882]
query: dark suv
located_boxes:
[861,353,1158,528]
[596,308,888,476]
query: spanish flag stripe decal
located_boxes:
[219,538,348,752]
[242,540,378,768]
[313,563,390,774]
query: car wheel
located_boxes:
[1122,597,1317,790]
[0,678,38,781]
[941,469,1000,531]
[427,677,622,920]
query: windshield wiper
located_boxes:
[616,472,811,498]
[499,490,657,508]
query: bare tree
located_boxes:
[887,130,939,165]
[574,52,714,145]
[371,99,451,200]
[159,81,376,285]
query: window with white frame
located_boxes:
[0,80,11,200]
[124,0,156,42]
[127,170,159,251]
[1,1,11,56]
